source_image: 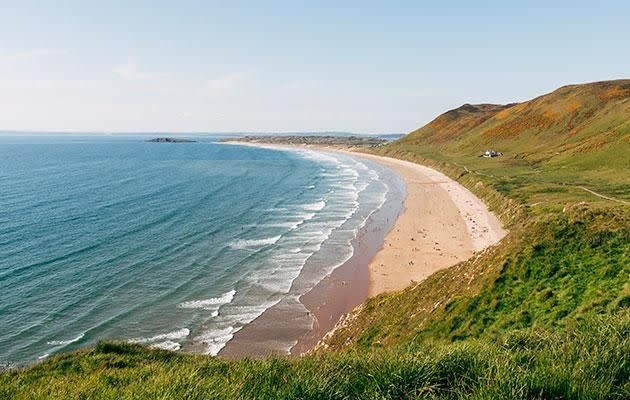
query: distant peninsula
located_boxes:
[147,137,196,143]
[223,135,386,147]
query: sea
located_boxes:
[0,134,398,365]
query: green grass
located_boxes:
[373,142,629,208]
[1,315,627,399]
[321,207,629,351]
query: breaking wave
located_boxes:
[179,290,236,310]
[229,235,282,250]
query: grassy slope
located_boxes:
[1,317,627,399]
[2,80,629,399]
[396,79,630,205]
[320,208,628,351]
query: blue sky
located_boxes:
[0,1,628,133]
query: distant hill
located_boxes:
[389,80,630,205]
[402,79,630,169]
[224,135,387,147]
[147,137,196,143]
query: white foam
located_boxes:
[295,212,316,221]
[230,235,281,250]
[47,333,84,346]
[303,200,326,211]
[150,340,182,351]
[192,298,284,356]
[129,328,190,344]
[38,353,49,360]
[261,221,301,230]
[179,290,236,310]
[198,326,241,356]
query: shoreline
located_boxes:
[218,142,506,356]
[218,144,405,357]
[341,151,507,296]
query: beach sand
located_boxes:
[347,152,506,296]
[219,143,506,357]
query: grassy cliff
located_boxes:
[2,80,628,399]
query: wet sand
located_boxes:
[219,143,506,357]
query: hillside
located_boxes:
[404,80,629,163]
[1,80,629,399]
[396,79,630,205]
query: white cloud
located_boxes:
[112,58,164,81]
[6,48,68,62]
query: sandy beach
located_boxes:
[347,152,506,296]
[220,143,506,356]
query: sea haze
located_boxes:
[0,135,393,364]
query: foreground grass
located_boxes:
[1,315,627,399]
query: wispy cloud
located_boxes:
[5,48,68,62]
[112,58,165,81]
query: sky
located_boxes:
[0,1,628,134]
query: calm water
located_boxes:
[0,135,392,364]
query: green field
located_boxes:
[2,80,628,399]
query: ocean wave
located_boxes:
[129,328,190,344]
[150,340,182,351]
[295,150,341,165]
[260,221,301,230]
[192,298,284,356]
[294,212,316,221]
[179,290,236,310]
[230,235,281,250]
[197,326,241,356]
[302,200,326,211]
[46,333,84,346]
